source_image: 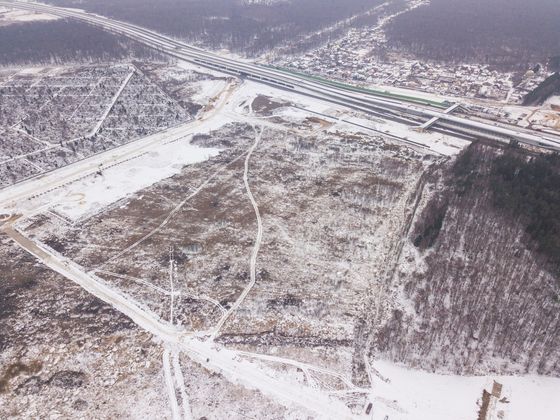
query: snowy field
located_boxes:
[191,79,229,104]
[370,361,560,420]
[0,6,58,24]
[2,58,559,420]
[52,136,221,221]
[545,95,560,107]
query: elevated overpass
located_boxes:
[3,1,560,152]
[418,103,463,131]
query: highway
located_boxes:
[3,0,560,152]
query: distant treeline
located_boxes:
[0,19,164,66]
[385,0,560,70]
[523,73,560,106]
[46,0,386,56]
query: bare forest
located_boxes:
[0,19,163,66]
[385,0,560,71]
[46,0,389,56]
[377,144,560,376]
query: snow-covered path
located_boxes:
[3,223,361,419]
[89,70,135,137]
[3,224,181,342]
[163,348,182,420]
[236,350,366,392]
[172,350,193,420]
[211,125,264,339]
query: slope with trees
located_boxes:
[376,144,560,376]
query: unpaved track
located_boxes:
[236,350,367,392]
[0,79,237,215]
[4,224,360,419]
[210,126,264,339]
[89,70,135,137]
[163,348,182,420]
[172,350,193,420]
[3,224,180,341]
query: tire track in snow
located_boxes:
[236,350,368,392]
[172,350,193,420]
[4,224,360,419]
[210,125,264,339]
[163,348,181,420]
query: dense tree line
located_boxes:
[47,0,386,56]
[550,56,560,72]
[0,19,164,66]
[384,0,560,71]
[491,150,560,275]
[376,144,560,376]
[443,144,560,276]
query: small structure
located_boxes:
[477,381,504,420]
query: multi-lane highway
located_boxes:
[3,0,560,152]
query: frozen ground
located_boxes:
[50,130,220,221]
[0,6,58,25]
[191,79,229,104]
[0,63,205,188]
[369,361,560,420]
[1,60,559,419]
[545,95,560,107]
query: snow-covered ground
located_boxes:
[3,59,559,419]
[0,75,465,224]
[52,137,221,221]
[500,101,560,131]
[191,79,229,104]
[0,73,236,221]
[545,95,560,107]
[229,80,468,156]
[369,360,560,420]
[0,6,58,24]
[0,121,219,220]
[237,88,467,156]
